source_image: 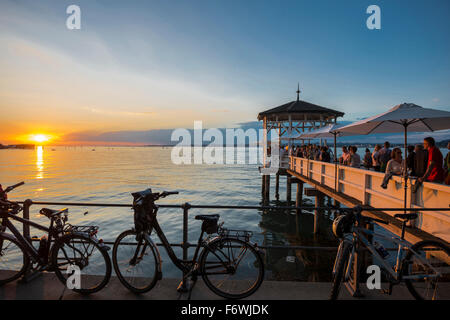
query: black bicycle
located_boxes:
[0,182,112,294]
[330,206,450,300]
[112,188,264,299]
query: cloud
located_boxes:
[82,107,155,117]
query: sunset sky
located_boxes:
[1,0,449,145]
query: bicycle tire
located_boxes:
[0,234,29,285]
[200,237,264,299]
[403,240,450,300]
[112,229,159,294]
[51,233,112,294]
[330,241,352,300]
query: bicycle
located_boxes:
[330,206,450,300]
[0,182,112,294]
[112,188,264,299]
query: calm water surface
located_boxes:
[0,146,341,281]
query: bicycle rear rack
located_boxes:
[64,224,99,236]
[219,228,253,242]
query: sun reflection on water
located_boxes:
[36,146,44,179]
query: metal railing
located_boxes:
[17,199,450,250]
[10,199,450,292]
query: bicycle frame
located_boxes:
[143,215,236,277]
[345,225,442,282]
[0,211,58,264]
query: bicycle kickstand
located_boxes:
[187,275,198,300]
[382,282,393,295]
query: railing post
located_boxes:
[22,199,32,242]
[178,202,191,292]
[19,199,33,282]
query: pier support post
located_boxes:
[263,175,270,205]
[314,193,324,235]
[261,175,265,199]
[286,176,292,204]
[295,181,303,215]
[304,188,325,236]
[275,173,280,201]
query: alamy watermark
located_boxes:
[66,5,81,30]
[170,121,280,174]
[65,4,380,31]
[66,264,81,289]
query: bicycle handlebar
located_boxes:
[332,205,389,225]
[159,191,179,198]
[362,216,389,225]
[4,181,25,193]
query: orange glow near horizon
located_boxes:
[31,134,50,143]
[14,133,58,145]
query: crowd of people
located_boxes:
[285,137,450,186]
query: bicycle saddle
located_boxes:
[39,207,68,218]
[131,188,153,199]
[394,213,418,220]
[195,214,219,221]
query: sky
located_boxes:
[1,0,449,145]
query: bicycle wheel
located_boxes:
[51,234,111,294]
[200,237,264,299]
[112,229,159,294]
[0,235,29,285]
[403,240,450,300]
[330,241,352,300]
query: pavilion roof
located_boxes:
[258,99,344,121]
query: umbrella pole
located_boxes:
[403,124,408,214]
[334,133,337,192]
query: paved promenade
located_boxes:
[0,272,413,300]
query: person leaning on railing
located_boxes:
[349,146,361,168]
[381,147,404,189]
[379,141,392,173]
[363,148,372,170]
[372,144,381,172]
[444,142,450,185]
[417,137,445,184]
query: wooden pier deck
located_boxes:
[283,156,450,244]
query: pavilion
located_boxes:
[257,85,344,203]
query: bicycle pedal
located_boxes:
[177,280,190,293]
[381,284,393,295]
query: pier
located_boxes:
[287,156,450,244]
[258,88,450,245]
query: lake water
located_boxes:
[6,145,445,281]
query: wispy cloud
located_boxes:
[82,107,155,117]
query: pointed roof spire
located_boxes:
[296,83,301,101]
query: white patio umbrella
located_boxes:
[338,103,450,210]
[299,123,358,190]
[299,124,355,162]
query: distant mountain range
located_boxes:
[62,121,450,146]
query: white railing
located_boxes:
[290,156,450,243]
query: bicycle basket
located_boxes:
[202,219,219,234]
[133,194,156,233]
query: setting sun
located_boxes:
[30,134,51,144]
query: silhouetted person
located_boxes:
[414,144,428,178]
[406,145,415,176]
[379,141,391,173]
[363,148,372,170]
